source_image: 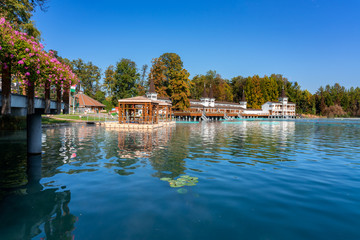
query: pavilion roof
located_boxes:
[118,96,172,106]
[118,96,158,103]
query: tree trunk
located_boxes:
[56,86,61,114]
[44,81,50,114]
[1,62,11,115]
[27,79,35,115]
[63,86,69,114]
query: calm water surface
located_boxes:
[1,120,360,240]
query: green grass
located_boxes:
[55,115,83,120]
[54,114,114,121]
[42,118,70,124]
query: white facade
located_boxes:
[240,95,296,118]
[263,102,296,117]
[200,97,210,107]
[146,92,158,101]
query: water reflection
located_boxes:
[1,120,360,239]
[104,126,176,176]
[149,125,191,178]
[39,122,300,179]
[0,154,76,239]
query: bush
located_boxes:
[322,104,346,118]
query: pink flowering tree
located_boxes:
[0,16,77,114]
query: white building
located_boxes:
[241,88,296,118]
[157,85,296,120]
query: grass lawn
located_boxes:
[54,114,115,121]
[42,118,70,124]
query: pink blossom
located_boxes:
[18,60,24,65]
[36,70,40,74]
[25,72,30,76]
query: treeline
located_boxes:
[12,48,360,117]
[50,53,360,117]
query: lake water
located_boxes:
[1,120,360,240]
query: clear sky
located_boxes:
[32,0,360,93]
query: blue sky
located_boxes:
[33,0,360,93]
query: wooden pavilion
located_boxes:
[118,96,172,124]
[118,77,173,125]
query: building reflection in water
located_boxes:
[0,154,77,240]
[117,126,174,159]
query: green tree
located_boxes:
[112,58,140,104]
[71,59,101,99]
[231,76,246,102]
[137,64,148,95]
[190,74,207,99]
[104,65,115,96]
[0,0,47,38]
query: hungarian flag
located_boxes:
[70,85,77,93]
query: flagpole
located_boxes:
[72,92,74,114]
[69,89,70,115]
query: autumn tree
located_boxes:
[191,70,233,102]
[169,69,191,109]
[244,75,263,109]
[148,57,168,97]
[149,53,191,110]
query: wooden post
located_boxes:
[132,104,135,123]
[149,103,153,124]
[1,62,11,115]
[118,102,120,123]
[156,105,159,124]
[56,86,61,114]
[44,81,50,114]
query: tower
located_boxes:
[200,83,209,107]
[278,85,288,117]
[278,86,288,104]
[239,90,247,109]
[209,84,215,107]
[146,78,158,100]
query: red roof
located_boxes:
[75,92,105,107]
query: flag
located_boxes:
[70,85,77,93]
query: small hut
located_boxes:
[72,92,105,113]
